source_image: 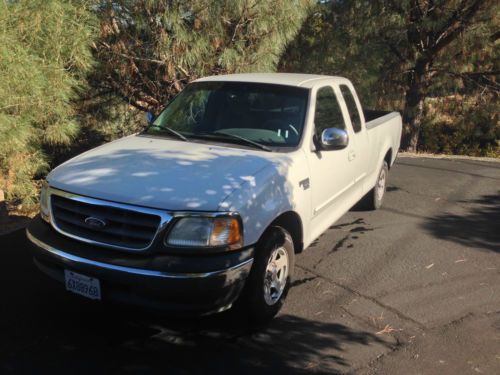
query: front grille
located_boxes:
[50,194,162,250]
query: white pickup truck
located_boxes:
[27,73,401,322]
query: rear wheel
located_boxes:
[361,161,388,210]
[238,226,294,324]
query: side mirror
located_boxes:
[320,128,349,150]
[146,111,155,124]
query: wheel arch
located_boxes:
[265,211,304,254]
[384,148,393,169]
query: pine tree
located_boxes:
[89,0,314,114]
[0,0,97,206]
[281,0,499,153]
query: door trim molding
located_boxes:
[313,180,355,216]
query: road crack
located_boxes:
[297,264,427,331]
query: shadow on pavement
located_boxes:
[422,192,500,253]
[396,161,500,181]
[0,229,389,374]
[0,214,31,236]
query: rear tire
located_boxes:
[361,161,388,210]
[238,226,294,325]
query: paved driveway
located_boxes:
[0,156,499,374]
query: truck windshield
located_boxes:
[145,81,309,148]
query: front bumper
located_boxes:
[26,217,254,314]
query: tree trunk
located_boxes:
[402,90,426,152]
[402,59,430,152]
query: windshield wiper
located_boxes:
[148,124,188,142]
[204,131,272,152]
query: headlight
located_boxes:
[40,180,50,223]
[165,215,242,249]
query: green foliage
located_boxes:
[0,0,314,207]
[57,97,144,167]
[0,0,97,206]
[421,95,499,156]
[280,1,402,107]
[91,0,314,113]
[75,0,315,166]
[280,0,499,155]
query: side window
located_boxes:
[314,86,345,138]
[340,85,362,133]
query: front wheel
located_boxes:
[238,226,295,324]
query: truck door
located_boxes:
[338,84,370,193]
[307,85,360,239]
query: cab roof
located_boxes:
[194,73,350,89]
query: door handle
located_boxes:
[348,150,356,161]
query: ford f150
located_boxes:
[27,73,402,322]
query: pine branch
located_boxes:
[78,89,114,102]
[105,78,151,112]
[407,0,426,52]
[431,0,485,55]
[429,68,500,77]
[383,38,408,63]
[101,47,167,66]
[429,68,500,93]
[385,0,405,14]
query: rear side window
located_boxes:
[340,85,362,133]
[314,86,345,138]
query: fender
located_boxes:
[219,152,311,247]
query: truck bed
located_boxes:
[364,109,401,130]
[363,109,393,122]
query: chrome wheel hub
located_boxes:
[376,168,386,201]
[263,247,289,306]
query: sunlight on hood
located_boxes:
[47,135,282,211]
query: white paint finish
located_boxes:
[219,148,311,246]
[362,113,402,195]
[194,73,352,89]
[48,135,275,212]
[302,82,363,244]
[366,111,400,129]
[46,74,402,250]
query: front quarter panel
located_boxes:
[219,151,311,247]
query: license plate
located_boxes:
[64,270,101,300]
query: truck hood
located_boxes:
[48,135,276,211]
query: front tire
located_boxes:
[239,226,295,324]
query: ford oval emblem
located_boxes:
[84,216,107,228]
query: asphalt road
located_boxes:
[0,156,499,374]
